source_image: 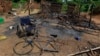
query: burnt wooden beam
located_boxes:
[67,46,100,56]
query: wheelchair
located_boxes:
[14,16,59,55]
[16,16,36,38]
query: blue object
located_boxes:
[20,16,31,26]
[19,16,36,34]
[74,36,81,41]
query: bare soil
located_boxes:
[0,14,100,56]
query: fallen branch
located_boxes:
[67,46,100,56]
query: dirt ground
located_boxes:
[0,14,100,56]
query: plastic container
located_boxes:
[0,17,4,24]
[0,35,7,41]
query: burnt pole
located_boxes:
[28,0,32,15]
[89,4,94,27]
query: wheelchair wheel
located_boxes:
[13,41,33,55]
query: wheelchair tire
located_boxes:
[13,41,33,55]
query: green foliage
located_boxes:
[12,0,20,3]
[12,0,28,3]
[12,0,27,8]
[93,0,99,1]
[57,0,62,3]
[62,0,100,12]
[34,0,41,3]
[12,3,19,8]
[94,1,100,7]
[19,0,27,3]
[62,3,67,12]
[81,4,89,12]
[12,0,100,12]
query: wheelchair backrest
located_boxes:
[20,16,31,26]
